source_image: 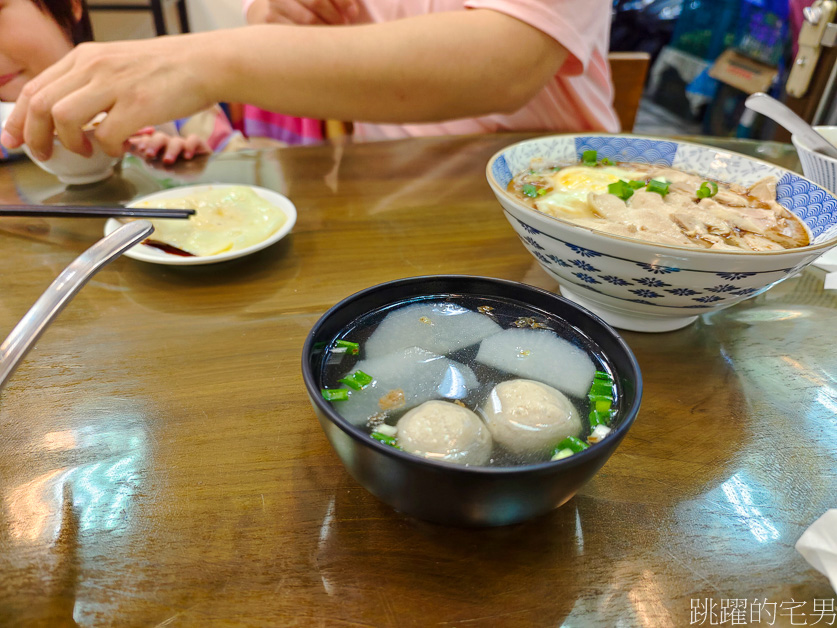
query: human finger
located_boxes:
[161,137,186,164]
[89,102,157,157]
[0,49,78,152]
[126,136,148,153]
[182,135,210,159]
[331,0,360,21]
[142,132,169,160]
[303,0,345,24]
[265,0,327,25]
[18,46,113,158]
[42,80,123,157]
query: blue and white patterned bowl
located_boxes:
[486,134,837,332]
[792,126,837,195]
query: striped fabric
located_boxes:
[239,105,325,146]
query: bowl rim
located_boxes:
[486,132,837,257]
[792,126,837,167]
[301,274,644,476]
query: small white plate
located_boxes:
[104,184,297,265]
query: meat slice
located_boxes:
[747,177,777,202]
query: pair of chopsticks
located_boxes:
[0,204,195,219]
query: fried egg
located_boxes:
[138,186,287,256]
[535,165,638,218]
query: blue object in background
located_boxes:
[669,0,741,61]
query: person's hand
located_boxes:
[127,128,211,164]
[0,37,215,160]
[263,0,359,25]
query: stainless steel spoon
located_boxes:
[0,219,153,392]
[745,92,837,160]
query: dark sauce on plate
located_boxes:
[143,239,195,257]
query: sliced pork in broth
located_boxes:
[509,159,809,251]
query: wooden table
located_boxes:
[1,134,834,627]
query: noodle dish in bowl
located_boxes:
[486,135,837,332]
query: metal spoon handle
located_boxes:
[745,92,837,159]
[0,220,153,391]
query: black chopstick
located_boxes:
[0,205,195,219]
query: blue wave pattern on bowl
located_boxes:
[776,172,837,240]
[575,136,678,166]
[508,213,788,310]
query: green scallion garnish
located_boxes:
[696,181,719,199]
[628,179,646,189]
[601,157,614,166]
[321,388,349,401]
[552,448,574,460]
[587,371,615,428]
[582,149,598,166]
[607,179,635,201]
[371,432,400,448]
[589,410,610,427]
[553,436,589,455]
[338,370,374,391]
[334,339,359,355]
[522,183,539,198]
[646,179,670,197]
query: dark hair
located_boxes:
[33,0,94,44]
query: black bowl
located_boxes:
[301,275,642,526]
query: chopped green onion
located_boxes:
[646,179,670,197]
[601,157,615,166]
[371,432,400,448]
[628,179,646,189]
[696,181,719,199]
[589,410,611,427]
[607,179,634,201]
[587,371,615,428]
[522,183,539,198]
[338,370,374,391]
[582,149,598,166]
[553,436,589,455]
[589,382,613,398]
[552,448,574,460]
[321,388,349,401]
[536,187,549,196]
[334,339,359,355]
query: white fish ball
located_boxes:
[396,400,492,466]
[481,379,581,455]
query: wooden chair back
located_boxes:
[608,52,651,132]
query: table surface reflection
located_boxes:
[0,134,834,627]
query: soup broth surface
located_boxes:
[317,295,619,467]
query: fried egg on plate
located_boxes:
[535,166,638,218]
[137,186,287,256]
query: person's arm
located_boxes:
[2,9,566,158]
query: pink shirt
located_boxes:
[353,0,618,140]
[242,0,618,140]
